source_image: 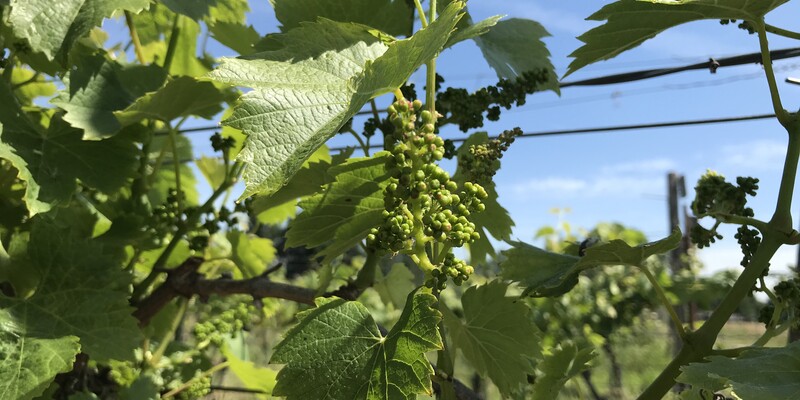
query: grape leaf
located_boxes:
[251,144,334,217]
[501,230,680,297]
[567,0,789,77]
[441,281,541,396]
[373,264,416,310]
[285,153,390,264]
[115,77,226,125]
[501,242,581,297]
[0,221,140,399]
[3,0,150,61]
[221,345,277,399]
[531,342,595,400]
[208,2,464,198]
[473,18,559,92]
[161,0,217,20]
[271,0,412,37]
[0,82,139,215]
[196,156,226,189]
[574,228,681,269]
[11,68,56,105]
[0,332,79,400]
[52,54,167,140]
[677,341,800,400]
[209,22,261,55]
[227,232,276,278]
[270,289,442,399]
[147,134,199,206]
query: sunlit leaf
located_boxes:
[270,290,442,399]
[208,2,464,198]
[442,281,540,396]
[567,0,789,77]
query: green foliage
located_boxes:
[566,0,789,76]
[209,2,464,198]
[501,229,680,297]
[3,0,150,61]
[677,341,800,399]
[529,342,595,400]
[286,154,390,264]
[442,281,541,396]
[52,54,167,139]
[270,290,442,399]
[0,219,139,399]
[271,0,412,37]
[1,0,795,398]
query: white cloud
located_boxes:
[508,158,674,198]
[721,140,785,171]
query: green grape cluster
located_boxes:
[734,225,761,268]
[720,19,755,34]
[458,127,523,185]
[366,98,488,291]
[690,172,759,248]
[210,132,235,152]
[177,375,211,400]
[775,278,800,327]
[193,302,253,347]
[429,252,474,288]
[436,70,550,132]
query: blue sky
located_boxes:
[102,1,800,279]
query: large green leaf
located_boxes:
[501,230,680,297]
[285,153,390,264]
[271,0,412,37]
[270,290,442,399]
[531,342,595,400]
[52,54,167,140]
[3,0,150,61]
[221,345,277,399]
[0,221,140,399]
[208,2,464,198]
[227,232,276,278]
[442,281,541,396]
[567,0,789,77]
[473,19,558,92]
[114,76,225,125]
[0,82,139,215]
[677,341,800,400]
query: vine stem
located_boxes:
[163,14,182,72]
[637,33,798,391]
[124,11,146,64]
[756,21,791,127]
[347,128,370,155]
[413,0,429,28]
[765,23,800,40]
[162,361,229,398]
[148,297,188,366]
[168,127,184,214]
[639,265,685,339]
[637,236,781,399]
[426,0,437,121]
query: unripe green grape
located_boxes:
[421,110,433,124]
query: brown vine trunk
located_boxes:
[580,370,607,400]
[603,342,624,399]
